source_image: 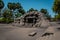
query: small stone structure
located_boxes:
[13,11,49,27]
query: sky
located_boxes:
[3,0,55,17]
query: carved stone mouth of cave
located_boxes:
[42,33,54,37]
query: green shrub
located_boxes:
[0,17,4,23]
[2,18,14,23]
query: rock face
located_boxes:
[36,27,56,40]
[28,31,37,36]
[13,11,50,28]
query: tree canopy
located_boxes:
[3,9,13,18]
[7,2,22,11]
[2,9,13,23]
[0,0,4,9]
[40,8,48,14]
[18,8,25,14]
[52,0,60,21]
[27,8,38,12]
[40,8,51,21]
[52,0,60,14]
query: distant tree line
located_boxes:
[1,0,59,23]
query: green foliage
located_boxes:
[3,9,13,18]
[2,18,13,23]
[34,9,38,11]
[7,2,24,18]
[55,14,60,21]
[0,17,3,22]
[52,0,60,21]
[28,8,35,12]
[2,9,13,23]
[40,8,48,14]
[27,8,38,12]
[0,17,13,23]
[7,2,22,10]
[52,0,60,14]
[15,13,22,18]
[0,0,4,9]
[18,9,25,14]
[7,3,15,10]
[0,0,4,17]
[40,8,51,21]
[15,3,23,9]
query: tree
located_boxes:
[34,9,38,11]
[27,8,38,12]
[52,0,60,21]
[7,2,23,18]
[40,8,51,21]
[40,8,48,14]
[3,9,12,18]
[7,3,14,10]
[7,2,23,11]
[56,14,60,21]
[52,0,60,14]
[54,14,60,21]
[27,8,35,12]
[7,3,15,18]
[0,0,4,17]
[3,9,13,23]
[15,13,22,18]
[18,8,25,14]
[15,3,23,9]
